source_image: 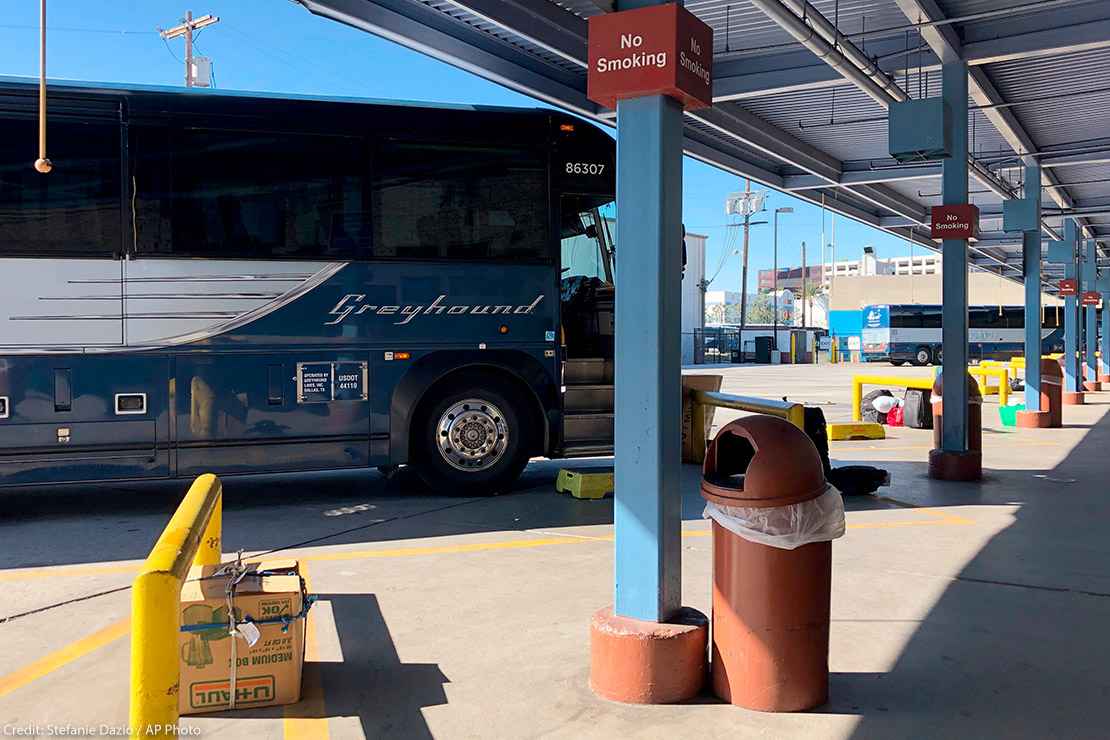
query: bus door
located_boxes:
[558,195,615,453]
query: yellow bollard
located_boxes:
[129,474,222,738]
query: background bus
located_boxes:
[0,79,617,493]
[862,304,1066,366]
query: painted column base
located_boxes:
[1063,391,1086,405]
[1082,380,1102,392]
[928,448,982,482]
[1015,410,1052,428]
[589,606,707,704]
[1099,374,1110,384]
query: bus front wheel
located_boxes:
[411,377,532,496]
[914,347,932,366]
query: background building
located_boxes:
[680,230,708,365]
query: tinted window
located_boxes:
[372,142,547,260]
[920,308,942,328]
[971,307,1003,328]
[891,309,921,328]
[133,127,370,259]
[0,118,121,256]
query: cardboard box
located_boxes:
[178,559,305,715]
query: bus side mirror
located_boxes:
[584,224,598,239]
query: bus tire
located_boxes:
[410,375,532,496]
[914,347,932,366]
[933,347,943,365]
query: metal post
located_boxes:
[613,94,683,622]
[1101,288,1110,380]
[772,211,779,350]
[1022,162,1043,412]
[940,61,969,452]
[1084,238,1098,385]
[1063,219,1080,393]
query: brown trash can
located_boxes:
[931,372,983,453]
[1039,359,1064,428]
[701,415,832,712]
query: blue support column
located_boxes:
[1084,238,1098,384]
[1063,219,1080,394]
[612,94,684,622]
[1022,163,1043,412]
[940,61,969,452]
[1101,285,1110,379]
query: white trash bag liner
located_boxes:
[702,485,846,550]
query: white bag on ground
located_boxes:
[702,485,846,550]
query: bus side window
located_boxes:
[131,126,371,260]
[371,142,548,262]
[0,117,121,257]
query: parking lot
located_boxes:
[3,362,1109,739]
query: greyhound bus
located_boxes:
[0,79,618,493]
[862,303,1065,366]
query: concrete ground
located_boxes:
[2,362,1109,739]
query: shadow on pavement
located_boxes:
[838,408,1110,738]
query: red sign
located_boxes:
[1059,279,1078,296]
[1081,291,1101,306]
[930,204,980,240]
[587,4,713,111]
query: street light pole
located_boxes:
[772,207,793,351]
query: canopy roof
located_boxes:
[298,0,1110,290]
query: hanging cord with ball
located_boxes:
[34,0,52,174]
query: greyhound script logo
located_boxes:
[325,293,545,326]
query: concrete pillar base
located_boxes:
[1063,391,1086,405]
[928,448,982,482]
[589,606,707,704]
[1082,381,1102,392]
[1015,410,1054,428]
[1099,374,1110,384]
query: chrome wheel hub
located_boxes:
[436,399,509,472]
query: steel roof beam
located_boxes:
[891,0,1093,242]
[785,166,941,190]
[751,0,1017,204]
[440,0,588,68]
[686,105,841,182]
[960,6,1110,66]
[298,0,599,116]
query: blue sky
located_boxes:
[0,0,921,291]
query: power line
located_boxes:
[0,23,155,35]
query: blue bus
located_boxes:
[862,304,1065,366]
[0,80,617,493]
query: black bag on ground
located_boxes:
[861,389,894,424]
[902,388,933,429]
[803,406,832,476]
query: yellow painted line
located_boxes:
[299,535,590,563]
[0,561,142,583]
[283,562,328,740]
[0,617,130,699]
[1,508,980,584]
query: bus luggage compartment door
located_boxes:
[176,354,371,476]
[0,356,169,485]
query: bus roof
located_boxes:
[0,75,564,119]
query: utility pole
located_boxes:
[160,11,220,87]
[739,179,752,341]
[801,240,807,327]
[725,180,766,362]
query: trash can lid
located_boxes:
[931,371,983,403]
[700,415,826,508]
